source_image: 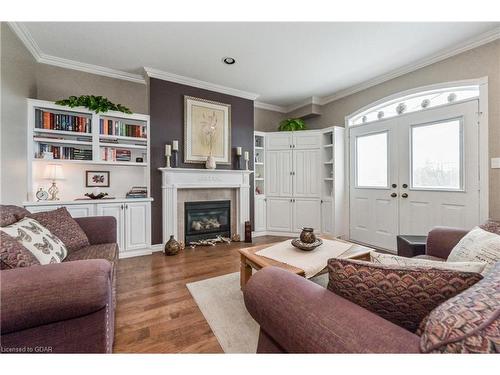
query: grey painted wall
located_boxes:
[1,23,37,205]
[254,107,284,132]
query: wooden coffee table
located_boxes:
[238,238,372,289]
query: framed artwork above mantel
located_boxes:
[184,96,231,165]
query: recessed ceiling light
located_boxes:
[222,57,236,65]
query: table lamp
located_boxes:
[44,164,64,200]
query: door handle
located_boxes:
[390,193,397,198]
[125,204,128,209]
[391,183,397,188]
[402,183,408,188]
[121,204,124,210]
[401,193,408,198]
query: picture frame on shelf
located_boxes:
[85,170,110,187]
[184,96,231,165]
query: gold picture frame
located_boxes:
[184,96,231,165]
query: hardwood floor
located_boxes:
[113,236,285,353]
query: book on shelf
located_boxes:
[101,147,132,162]
[35,109,91,133]
[37,143,92,160]
[126,186,148,198]
[99,118,147,138]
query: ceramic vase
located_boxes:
[164,235,181,256]
[206,155,216,169]
[300,227,316,244]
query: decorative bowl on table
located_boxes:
[291,238,323,251]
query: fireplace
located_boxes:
[184,200,231,243]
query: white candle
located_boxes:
[165,144,171,156]
[244,151,249,161]
[236,147,242,156]
[172,140,179,151]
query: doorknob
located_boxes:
[391,183,397,188]
[401,193,408,198]
[390,193,397,198]
[402,183,408,188]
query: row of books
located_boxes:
[126,186,148,199]
[36,109,91,133]
[99,119,147,138]
[101,147,132,162]
[38,144,92,160]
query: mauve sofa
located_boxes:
[243,227,486,353]
[1,213,118,353]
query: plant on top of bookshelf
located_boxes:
[278,118,307,131]
[55,95,132,114]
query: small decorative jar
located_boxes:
[300,227,316,244]
[164,235,181,256]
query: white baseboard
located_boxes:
[119,248,153,259]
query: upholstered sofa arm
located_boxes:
[0,260,112,334]
[426,227,468,260]
[75,216,117,245]
[243,267,420,353]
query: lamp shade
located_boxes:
[44,164,65,180]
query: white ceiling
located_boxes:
[16,22,500,107]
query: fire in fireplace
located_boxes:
[184,200,231,243]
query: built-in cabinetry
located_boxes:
[23,199,152,258]
[253,127,345,238]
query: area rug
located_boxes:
[186,272,328,353]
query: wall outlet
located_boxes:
[491,158,500,169]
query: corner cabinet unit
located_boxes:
[253,127,346,238]
[23,198,153,258]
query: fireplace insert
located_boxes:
[184,200,231,243]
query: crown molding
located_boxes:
[319,26,500,106]
[254,101,287,113]
[8,22,146,85]
[144,67,259,101]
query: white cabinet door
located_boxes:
[124,202,151,251]
[254,196,267,232]
[66,204,95,218]
[266,197,293,232]
[293,132,321,149]
[96,203,125,251]
[321,199,334,235]
[266,150,293,197]
[25,205,60,213]
[293,198,321,233]
[266,133,293,150]
[293,149,321,197]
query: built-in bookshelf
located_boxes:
[254,132,265,196]
[27,99,151,202]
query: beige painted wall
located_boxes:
[36,65,148,114]
[254,107,284,132]
[1,23,37,205]
[306,40,500,220]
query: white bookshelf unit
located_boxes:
[253,131,267,233]
[25,99,153,258]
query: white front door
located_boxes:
[349,100,480,251]
[350,119,399,250]
[398,101,479,235]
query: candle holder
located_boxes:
[172,150,178,168]
[236,155,241,170]
[165,155,171,168]
[245,159,249,171]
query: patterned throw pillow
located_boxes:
[0,232,41,269]
[448,227,500,275]
[419,262,500,353]
[327,258,482,333]
[479,220,500,235]
[0,217,67,265]
[371,252,486,274]
[28,207,89,252]
[0,205,30,227]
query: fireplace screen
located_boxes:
[184,200,231,243]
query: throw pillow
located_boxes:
[479,220,500,235]
[0,232,41,269]
[0,217,67,265]
[27,207,89,252]
[448,227,500,275]
[327,258,483,333]
[0,205,30,227]
[370,252,486,274]
[419,262,500,353]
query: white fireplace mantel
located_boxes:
[158,168,253,243]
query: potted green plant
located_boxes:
[278,118,307,131]
[55,95,132,114]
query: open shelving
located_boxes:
[254,132,266,196]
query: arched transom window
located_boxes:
[348,85,479,126]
